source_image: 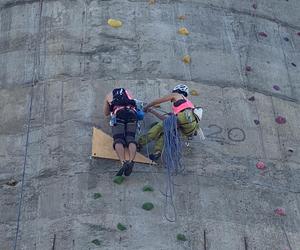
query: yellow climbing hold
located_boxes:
[190,89,199,96]
[149,0,155,4]
[178,15,186,20]
[182,55,191,64]
[178,27,189,36]
[107,19,123,28]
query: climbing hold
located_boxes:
[107,19,123,28]
[245,66,252,72]
[176,234,187,241]
[275,116,286,124]
[288,148,294,153]
[291,62,297,67]
[273,85,280,91]
[254,120,260,125]
[149,0,155,4]
[143,185,154,192]
[117,223,127,231]
[91,239,101,246]
[142,202,154,211]
[258,32,268,37]
[190,89,199,96]
[256,161,266,170]
[93,193,102,199]
[178,15,186,20]
[6,179,18,186]
[297,32,300,36]
[274,208,286,216]
[252,3,257,9]
[113,176,125,185]
[248,96,255,101]
[182,55,191,64]
[178,27,189,36]
[283,37,289,42]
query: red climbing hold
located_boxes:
[258,32,268,37]
[256,161,266,170]
[297,32,300,36]
[273,85,280,91]
[246,66,252,72]
[274,208,286,216]
[252,3,257,9]
[275,116,286,124]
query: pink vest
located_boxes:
[172,98,195,114]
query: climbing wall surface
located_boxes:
[1,0,300,249]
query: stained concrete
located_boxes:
[0,0,300,249]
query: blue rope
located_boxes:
[161,114,184,222]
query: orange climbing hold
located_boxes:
[190,90,199,96]
[178,27,189,36]
[182,55,191,64]
[107,19,123,28]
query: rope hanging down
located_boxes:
[162,114,184,222]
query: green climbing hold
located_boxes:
[142,202,154,211]
[117,223,127,231]
[143,185,154,192]
[93,192,102,199]
[91,239,101,246]
[113,176,125,185]
[176,234,187,241]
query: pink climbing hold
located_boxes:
[273,85,280,91]
[258,32,268,37]
[246,66,252,72]
[275,116,286,124]
[274,208,286,216]
[256,161,266,170]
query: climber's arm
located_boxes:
[103,95,110,116]
[148,108,167,120]
[144,94,175,112]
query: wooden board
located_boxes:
[92,127,154,164]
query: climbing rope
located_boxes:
[161,114,185,222]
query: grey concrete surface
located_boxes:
[0,0,300,249]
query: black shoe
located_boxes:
[137,143,143,152]
[116,162,126,176]
[124,161,134,176]
[149,152,161,161]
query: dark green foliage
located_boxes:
[142,202,154,211]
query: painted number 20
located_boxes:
[206,124,246,142]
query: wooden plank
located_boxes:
[92,127,154,165]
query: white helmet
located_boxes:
[173,84,189,95]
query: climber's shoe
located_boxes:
[124,161,134,176]
[116,162,126,176]
[149,152,161,162]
